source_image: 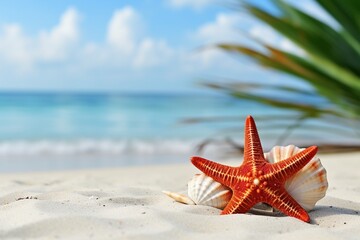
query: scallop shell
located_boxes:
[163,174,273,213]
[187,173,232,209]
[264,145,328,211]
[163,173,231,209]
[164,145,327,212]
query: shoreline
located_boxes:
[0,152,359,239]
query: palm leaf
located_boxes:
[214,0,360,119]
[196,0,360,148]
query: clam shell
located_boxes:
[187,173,232,209]
[264,145,328,211]
[162,191,195,205]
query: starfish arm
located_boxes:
[243,116,265,172]
[221,189,256,215]
[266,146,318,182]
[263,186,310,222]
[191,156,238,187]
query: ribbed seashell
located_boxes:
[264,145,328,211]
[164,145,327,212]
[187,173,232,209]
[163,173,232,209]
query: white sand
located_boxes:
[0,152,359,239]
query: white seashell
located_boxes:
[187,173,232,209]
[264,145,328,211]
[164,145,327,213]
[163,173,231,209]
[164,174,272,213]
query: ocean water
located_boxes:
[0,92,356,172]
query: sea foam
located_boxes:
[0,139,198,157]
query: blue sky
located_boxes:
[0,0,331,93]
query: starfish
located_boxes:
[191,115,318,222]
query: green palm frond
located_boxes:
[191,0,360,148]
[216,0,360,119]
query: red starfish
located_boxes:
[191,115,318,222]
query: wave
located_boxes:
[1,136,356,158]
[0,138,244,158]
[0,139,208,157]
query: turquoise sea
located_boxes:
[0,92,357,172]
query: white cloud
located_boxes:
[185,10,307,85]
[0,24,32,70]
[133,38,174,68]
[195,12,245,44]
[89,6,174,69]
[0,6,175,74]
[168,0,214,9]
[106,6,142,54]
[0,7,80,73]
[190,12,259,69]
[192,0,331,60]
[37,8,80,61]
[191,13,241,68]
[250,25,304,56]
[0,6,293,92]
[249,25,278,45]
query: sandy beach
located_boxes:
[0,152,359,240]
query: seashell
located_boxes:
[187,173,232,209]
[163,174,273,213]
[163,173,232,209]
[162,191,195,205]
[164,145,327,213]
[264,145,328,211]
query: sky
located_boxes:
[0,0,334,94]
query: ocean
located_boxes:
[0,92,357,172]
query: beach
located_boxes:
[0,152,359,239]
[1,0,360,239]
